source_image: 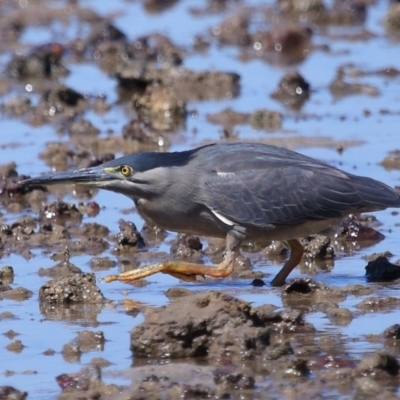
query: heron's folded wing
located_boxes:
[202,166,366,229]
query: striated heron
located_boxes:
[21,142,400,286]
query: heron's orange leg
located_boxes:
[270,239,304,287]
[103,250,236,283]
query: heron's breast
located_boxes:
[134,198,230,237]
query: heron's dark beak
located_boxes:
[20,165,115,187]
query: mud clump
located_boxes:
[385,4,400,36]
[38,260,82,278]
[131,290,313,360]
[5,42,66,79]
[122,117,168,149]
[113,219,146,253]
[131,290,271,359]
[39,272,104,304]
[271,71,310,110]
[330,72,379,98]
[39,200,83,226]
[299,234,334,260]
[56,364,119,399]
[170,234,203,258]
[283,278,345,301]
[335,215,385,243]
[0,285,33,301]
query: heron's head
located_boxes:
[21,151,193,200]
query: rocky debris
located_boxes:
[0,386,27,400]
[165,287,194,299]
[250,24,313,65]
[64,330,105,354]
[88,22,127,46]
[365,256,400,282]
[5,42,66,79]
[35,85,86,122]
[207,107,282,132]
[381,150,400,171]
[278,0,328,20]
[90,257,117,271]
[132,82,186,131]
[39,201,83,225]
[383,324,400,340]
[2,96,33,117]
[56,364,119,399]
[70,222,109,238]
[283,278,346,303]
[77,202,101,217]
[355,296,400,312]
[38,260,82,278]
[213,369,255,390]
[39,273,104,304]
[385,4,400,36]
[211,13,250,46]
[122,117,168,148]
[262,341,293,361]
[364,251,394,262]
[68,119,100,137]
[6,340,25,353]
[131,290,314,360]
[330,73,379,98]
[131,291,271,359]
[299,234,334,260]
[357,351,399,379]
[170,234,203,258]
[113,220,146,253]
[249,109,282,131]
[330,0,367,25]
[0,286,33,301]
[335,215,385,242]
[271,71,310,110]
[116,60,240,101]
[0,266,14,282]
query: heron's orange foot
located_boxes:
[103,254,235,284]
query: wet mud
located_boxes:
[1,0,400,399]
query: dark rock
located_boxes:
[357,351,399,378]
[113,220,146,253]
[251,278,265,287]
[335,215,385,242]
[0,386,27,400]
[170,234,203,258]
[383,324,400,340]
[271,71,310,110]
[365,256,400,282]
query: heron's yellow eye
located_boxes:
[120,165,132,177]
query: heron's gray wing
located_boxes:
[202,166,380,229]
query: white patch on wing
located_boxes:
[216,172,235,177]
[211,209,235,226]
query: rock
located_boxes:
[365,256,400,282]
[131,291,270,359]
[39,273,104,304]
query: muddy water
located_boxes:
[1,0,400,399]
